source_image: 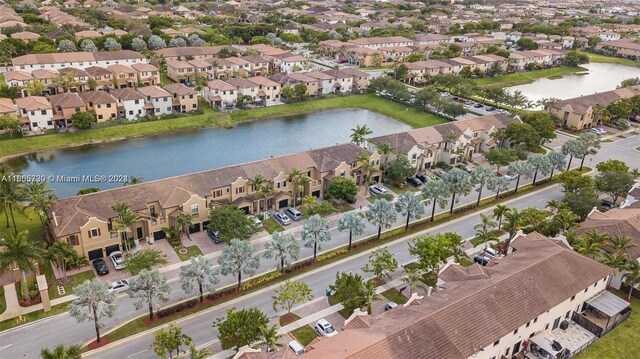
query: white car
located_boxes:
[107,279,129,294]
[503,174,519,181]
[314,319,338,337]
[109,251,126,270]
[247,215,262,227]
[369,185,389,196]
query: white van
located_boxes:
[288,340,305,355]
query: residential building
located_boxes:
[0,98,16,116]
[85,66,115,90]
[107,64,138,89]
[131,63,160,86]
[49,92,86,128]
[79,90,118,122]
[12,50,148,72]
[152,45,233,64]
[165,59,195,83]
[595,39,640,59]
[247,76,281,106]
[305,71,339,95]
[15,96,54,131]
[225,77,260,102]
[47,144,380,259]
[3,70,33,88]
[137,85,172,116]
[278,54,309,73]
[545,85,640,130]
[111,87,145,120]
[321,69,353,94]
[203,79,237,109]
[347,36,413,49]
[284,73,320,96]
[162,83,198,113]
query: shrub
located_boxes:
[157,298,198,318]
[434,162,452,170]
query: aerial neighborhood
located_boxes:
[0,1,639,359]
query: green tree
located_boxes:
[421,179,450,221]
[128,269,170,320]
[442,168,473,214]
[179,256,219,303]
[623,260,640,300]
[618,77,640,89]
[152,324,192,359]
[175,211,194,240]
[187,345,212,359]
[301,214,332,261]
[375,142,393,170]
[0,166,25,234]
[124,248,169,276]
[350,124,372,146]
[384,155,414,182]
[516,38,539,50]
[547,151,566,181]
[293,83,307,101]
[401,267,428,295]
[213,307,269,351]
[600,252,628,276]
[595,170,635,204]
[492,204,510,230]
[272,280,313,314]
[0,231,46,304]
[68,279,117,343]
[0,114,21,138]
[219,239,260,290]
[25,79,47,96]
[366,198,397,241]
[507,160,533,193]
[409,232,463,273]
[112,202,141,252]
[520,207,550,233]
[263,232,300,272]
[362,247,398,281]
[70,111,95,129]
[47,241,79,284]
[502,208,522,254]
[326,177,358,204]
[77,187,100,195]
[470,166,496,206]
[338,211,365,250]
[207,205,259,242]
[526,154,552,186]
[259,324,284,352]
[505,122,541,151]
[24,181,56,243]
[39,344,82,359]
[361,280,380,315]
[329,272,366,314]
[395,191,425,230]
[562,51,589,67]
[522,112,557,145]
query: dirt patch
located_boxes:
[86,336,110,350]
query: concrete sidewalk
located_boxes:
[0,283,75,321]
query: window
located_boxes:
[526,321,530,328]
[533,317,538,323]
[190,204,198,215]
[150,205,156,217]
[41,110,47,115]
[513,329,518,335]
[570,295,576,301]
[565,311,571,319]
[67,235,79,245]
[236,186,244,194]
[88,228,100,238]
[277,182,281,189]
[545,323,549,330]
[493,340,500,347]
[214,189,223,197]
[340,169,346,177]
[505,348,510,356]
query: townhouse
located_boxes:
[305,71,340,95]
[47,143,380,260]
[339,68,370,92]
[15,96,54,131]
[111,87,145,120]
[321,69,354,94]
[278,54,309,73]
[12,50,148,72]
[270,72,320,97]
[0,98,16,117]
[107,64,138,89]
[165,59,196,83]
[85,66,115,90]
[49,92,86,128]
[130,63,160,86]
[152,45,234,65]
[203,79,237,109]
[162,83,198,113]
[225,77,261,103]
[137,85,173,116]
[369,114,519,169]
[246,76,281,106]
[545,85,640,130]
[508,49,566,70]
[79,90,118,122]
[3,70,32,88]
[250,232,621,359]
[595,39,640,60]
[347,36,414,49]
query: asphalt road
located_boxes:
[1,133,638,359]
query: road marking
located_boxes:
[127,348,148,357]
[0,344,13,351]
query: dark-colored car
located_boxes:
[473,255,491,266]
[474,103,484,108]
[207,228,223,244]
[416,174,431,183]
[406,177,423,187]
[486,107,496,112]
[599,200,615,212]
[92,258,109,276]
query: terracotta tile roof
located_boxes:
[107,64,136,74]
[225,77,259,89]
[207,79,236,91]
[12,50,145,66]
[84,66,113,77]
[15,96,51,111]
[0,98,16,114]
[548,85,640,115]
[79,90,117,105]
[131,63,159,72]
[3,70,33,82]
[59,67,89,77]
[247,76,279,87]
[162,83,197,96]
[302,233,611,359]
[154,45,232,58]
[574,208,640,259]
[111,87,145,101]
[137,85,170,98]
[49,92,85,109]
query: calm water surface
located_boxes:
[6,109,411,197]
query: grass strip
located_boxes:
[289,325,318,346]
[474,66,587,88]
[381,288,408,305]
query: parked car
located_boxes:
[456,163,472,173]
[92,258,109,276]
[473,255,491,266]
[384,302,398,311]
[486,107,497,112]
[288,340,305,355]
[433,169,446,178]
[629,115,639,123]
[107,279,129,294]
[285,207,303,221]
[207,228,223,244]
[406,177,423,187]
[590,128,606,136]
[503,174,519,181]
[599,200,615,211]
[273,212,292,226]
[474,103,484,108]
[440,92,451,97]
[369,185,389,195]
[416,174,431,183]
[314,319,338,337]
[613,119,630,129]
[109,251,125,270]
[483,247,501,259]
[247,215,262,227]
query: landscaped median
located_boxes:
[0,94,445,160]
[84,170,584,352]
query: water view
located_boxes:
[6,109,411,197]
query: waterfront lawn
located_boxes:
[381,288,408,305]
[263,218,284,235]
[576,296,639,359]
[474,66,587,88]
[290,325,318,347]
[0,208,43,242]
[580,52,640,68]
[175,245,203,262]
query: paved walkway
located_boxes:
[0,283,75,321]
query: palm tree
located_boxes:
[575,230,609,259]
[507,161,533,193]
[179,256,219,302]
[302,214,332,261]
[287,167,302,207]
[25,181,56,243]
[350,124,372,147]
[475,228,500,259]
[187,345,212,359]
[249,174,268,211]
[375,142,393,170]
[448,245,468,265]
[68,279,117,343]
[471,166,495,206]
[552,210,578,235]
[492,204,509,230]
[442,169,473,214]
[40,344,82,359]
[421,179,450,222]
[263,232,300,272]
[0,231,46,304]
[0,166,25,234]
[259,325,284,352]
[545,200,562,213]
[366,199,397,241]
[600,252,628,276]
[298,175,311,199]
[128,269,171,320]
[111,201,140,252]
[361,280,380,314]
[48,240,78,284]
[623,260,640,300]
[401,267,427,296]
[501,208,522,255]
[395,192,425,230]
[175,211,194,240]
[338,212,365,250]
[607,235,637,258]
[258,184,276,212]
[219,238,260,290]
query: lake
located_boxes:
[507,62,640,108]
[6,109,411,198]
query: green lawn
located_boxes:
[403,262,437,286]
[580,52,640,68]
[175,245,203,262]
[160,73,174,85]
[577,296,639,359]
[474,66,588,88]
[47,268,95,300]
[289,325,318,346]
[381,288,408,305]
[263,218,284,235]
[0,208,43,242]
